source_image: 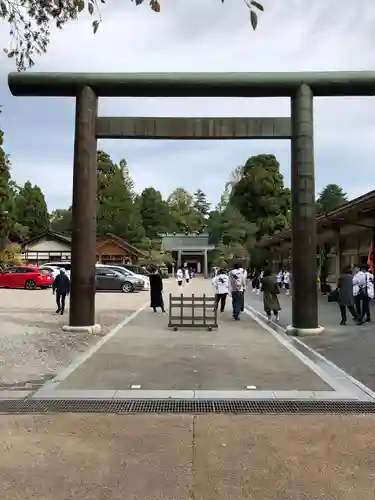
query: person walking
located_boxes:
[239,265,248,312]
[176,268,183,286]
[362,264,374,322]
[276,269,283,289]
[228,263,246,321]
[184,267,190,284]
[52,268,70,315]
[337,265,361,325]
[261,269,281,322]
[283,268,291,295]
[352,265,366,320]
[149,265,165,313]
[212,268,229,313]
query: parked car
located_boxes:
[117,264,150,276]
[95,267,144,293]
[96,264,150,291]
[0,266,54,289]
[42,261,71,278]
[39,265,61,279]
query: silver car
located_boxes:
[95,268,144,293]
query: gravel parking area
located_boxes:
[0,288,151,389]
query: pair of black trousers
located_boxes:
[231,291,242,319]
[340,304,358,323]
[215,293,227,312]
[354,293,371,321]
[56,292,66,313]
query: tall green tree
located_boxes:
[0,129,13,249]
[97,151,145,244]
[167,187,204,233]
[4,0,263,71]
[50,207,72,233]
[230,154,290,240]
[140,187,175,239]
[316,184,348,215]
[193,189,210,217]
[14,181,50,238]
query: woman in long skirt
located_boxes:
[149,265,165,313]
[261,269,281,322]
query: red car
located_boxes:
[0,266,54,290]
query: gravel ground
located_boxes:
[0,288,151,389]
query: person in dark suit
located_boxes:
[149,265,165,313]
[52,268,70,315]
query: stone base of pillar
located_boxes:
[62,324,102,335]
[286,325,324,336]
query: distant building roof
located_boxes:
[162,233,215,251]
[22,230,71,248]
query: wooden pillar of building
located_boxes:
[177,249,182,268]
[287,84,323,336]
[68,86,99,331]
[203,248,208,278]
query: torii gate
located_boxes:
[8,70,375,335]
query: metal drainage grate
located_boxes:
[1,399,375,414]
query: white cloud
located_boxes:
[2,0,375,210]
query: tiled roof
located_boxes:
[162,233,214,251]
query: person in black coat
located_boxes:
[149,266,165,313]
[52,269,70,315]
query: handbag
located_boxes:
[328,288,338,302]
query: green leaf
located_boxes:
[250,9,258,30]
[92,20,100,34]
[76,0,85,13]
[250,1,264,12]
[88,1,94,15]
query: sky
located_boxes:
[1,0,375,211]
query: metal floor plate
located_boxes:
[1,399,375,414]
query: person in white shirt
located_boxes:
[364,265,374,322]
[283,269,291,295]
[352,265,367,320]
[184,267,190,284]
[276,270,283,289]
[176,268,183,286]
[239,266,248,312]
[212,269,229,313]
[228,263,246,320]
[354,264,374,322]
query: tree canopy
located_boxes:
[3,0,264,71]
[230,154,291,241]
[316,183,348,215]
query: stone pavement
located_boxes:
[30,277,373,401]
[245,288,375,393]
[1,413,375,500]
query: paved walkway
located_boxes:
[245,288,375,393]
[31,278,373,401]
[2,413,375,500]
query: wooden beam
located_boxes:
[96,117,291,139]
[9,71,375,97]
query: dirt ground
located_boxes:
[0,288,150,388]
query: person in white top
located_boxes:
[352,265,367,320]
[356,264,374,322]
[276,270,283,289]
[283,269,291,295]
[239,266,248,312]
[228,263,246,320]
[212,269,229,313]
[184,267,190,284]
[176,268,183,286]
